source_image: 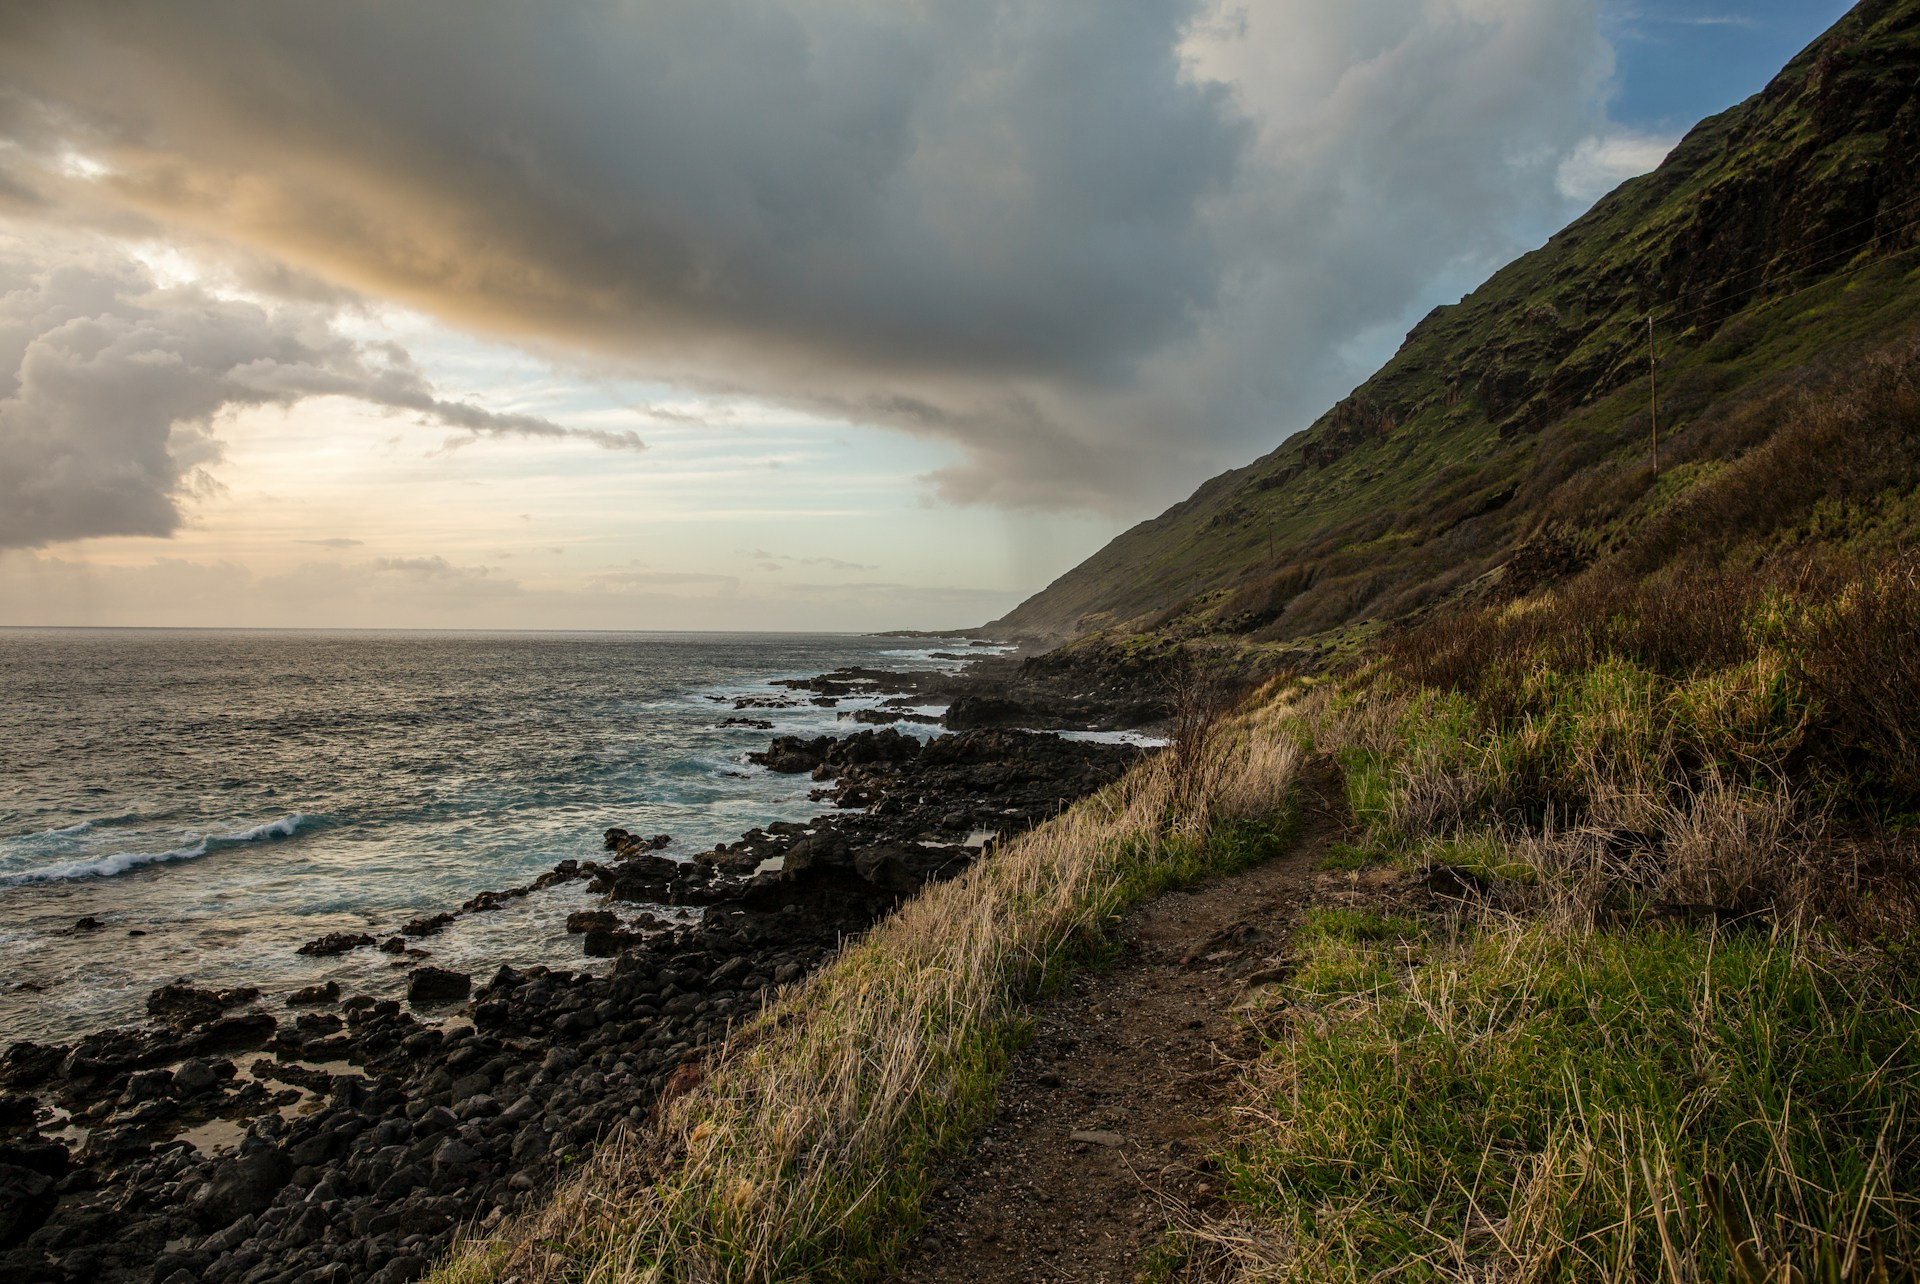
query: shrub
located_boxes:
[1794,555,1920,796]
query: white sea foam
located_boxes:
[1058,729,1171,748]
[13,813,144,844]
[0,814,323,886]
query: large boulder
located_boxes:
[146,983,259,1028]
[749,735,836,774]
[190,1145,292,1227]
[405,967,471,1007]
[0,1044,66,1089]
[942,694,1035,730]
[0,1164,55,1249]
[853,843,974,894]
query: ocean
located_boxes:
[0,629,979,1046]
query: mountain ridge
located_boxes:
[988,0,1920,646]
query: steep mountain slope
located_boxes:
[990,0,1920,644]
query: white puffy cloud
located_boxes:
[0,0,1640,515]
[0,236,642,548]
[1556,128,1679,203]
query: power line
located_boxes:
[1647,188,1920,318]
[1657,215,1920,330]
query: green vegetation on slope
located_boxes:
[1183,914,1918,1281]
[430,8,1920,1280]
[1155,544,1920,1281]
[992,0,1920,647]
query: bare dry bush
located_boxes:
[1796,554,1920,794]
[1658,773,1824,912]
[1383,750,1484,838]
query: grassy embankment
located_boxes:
[1156,547,1920,1280]
[436,339,1920,1281]
[430,701,1305,1283]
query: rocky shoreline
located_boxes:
[0,652,1161,1284]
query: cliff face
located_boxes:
[989,0,1920,644]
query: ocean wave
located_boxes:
[11,812,147,843]
[0,814,326,887]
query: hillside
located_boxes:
[989,0,1920,645]
[418,9,1920,1281]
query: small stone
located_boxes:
[1068,1129,1126,1147]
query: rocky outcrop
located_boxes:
[0,662,1152,1284]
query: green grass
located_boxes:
[1198,917,1920,1282]
[1299,906,1424,944]
[1315,841,1377,872]
[1165,537,1920,1278]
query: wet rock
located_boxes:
[0,1142,66,1181]
[405,968,471,1007]
[192,1012,277,1056]
[286,981,341,1007]
[146,982,260,1028]
[173,1058,220,1094]
[190,1145,293,1226]
[399,913,455,938]
[0,1164,55,1249]
[566,910,620,935]
[295,932,376,957]
[942,693,1035,730]
[79,1125,150,1167]
[0,1044,65,1090]
[852,843,972,894]
[750,735,835,774]
[120,1067,173,1101]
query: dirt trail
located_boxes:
[891,766,1348,1284]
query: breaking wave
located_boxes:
[0,814,325,887]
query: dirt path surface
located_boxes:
[891,766,1349,1284]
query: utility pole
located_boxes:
[1648,313,1660,478]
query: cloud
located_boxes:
[591,569,742,594]
[1556,128,1678,203]
[296,537,363,549]
[0,548,1017,629]
[0,235,643,549]
[370,555,500,580]
[0,0,1637,513]
[748,548,880,573]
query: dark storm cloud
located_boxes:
[0,0,1239,375]
[0,0,1622,512]
[0,245,642,549]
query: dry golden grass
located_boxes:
[430,701,1304,1284]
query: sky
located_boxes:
[0,0,1858,631]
